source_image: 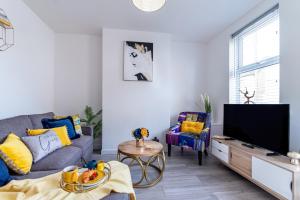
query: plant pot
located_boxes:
[93,137,102,152]
[136,139,144,147]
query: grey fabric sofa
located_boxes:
[0,112,129,200]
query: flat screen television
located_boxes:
[223,104,289,155]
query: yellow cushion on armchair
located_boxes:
[181,121,204,134]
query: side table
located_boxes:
[117,140,165,188]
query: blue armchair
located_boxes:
[166,112,211,165]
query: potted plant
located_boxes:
[81,106,102,151]
[201,94,212,125]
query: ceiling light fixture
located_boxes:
[132,0,166,12]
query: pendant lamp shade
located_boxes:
[132,0,166,12]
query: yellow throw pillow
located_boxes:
[27,126,72,146]
[0,133,33,174]
[181,121,204,134]
[54,114,82,135]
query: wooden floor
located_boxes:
[94,148,276,200]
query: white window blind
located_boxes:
[230,4,279,104]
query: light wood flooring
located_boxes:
[93,148,276,200]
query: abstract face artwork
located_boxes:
[124,41,153,81]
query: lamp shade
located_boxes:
[132,0,166,12]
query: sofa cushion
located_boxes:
[42,117,79,139]
[0,158,11,186]
[29,112,54,129]
[12,169,60,180]
[0,133,33,175]
[71,135,93,156]
[22,130,64,163]
[0,115,33,141]
[31,146,82,171]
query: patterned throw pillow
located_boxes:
[54,115,82,135]
[186,114,198,122]
[22,130,63,163]
[0,133,33,175]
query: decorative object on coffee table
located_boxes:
[117,140,165,188]
[60,162,111,193]
[132,128,149,147]
[287,152,300,166]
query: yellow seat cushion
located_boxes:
[0,133,33,174]
[181,121,204,134]
[27,126,72,146]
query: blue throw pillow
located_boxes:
[42,117,80,140]
[0,158,11,186]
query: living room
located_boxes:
[0,0,299,199]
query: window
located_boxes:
[230,4,279,104]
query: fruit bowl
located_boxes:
[60,162,111,193]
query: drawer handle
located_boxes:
[218,149,222,152]
[290,181,293,191]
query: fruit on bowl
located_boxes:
[82,170,97,183]
[79,169,105,184]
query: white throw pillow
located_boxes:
[22,130,63,163]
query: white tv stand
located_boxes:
[211,138,300,200]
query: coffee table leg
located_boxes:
[118,151,165,188]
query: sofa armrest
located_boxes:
[81,125,94,136]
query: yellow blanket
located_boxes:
[0,161,136,200]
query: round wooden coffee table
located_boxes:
[117,140,165,188]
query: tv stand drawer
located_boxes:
[212,140,229,163]
[212,140,229,153]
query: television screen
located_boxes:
[223,104,289,155]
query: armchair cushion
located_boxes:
[181,121,204,134]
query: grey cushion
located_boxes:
[71,135,93,156]
[0,115,32,141]
[29,112,54,129]
[22,130,63,163]
[31,146,82,171]
[12,169,60,180]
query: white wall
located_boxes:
[169,41,206,125]
[205,0,278,127]
[0,0,55,118]
[102,28,171,153]
[280,0,300,151]
[54,34,102,117]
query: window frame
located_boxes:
[231,4,280,104]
